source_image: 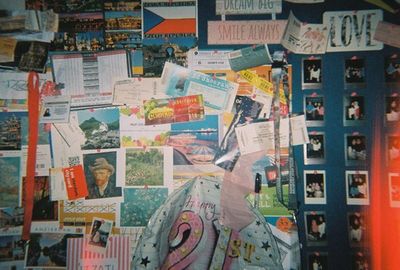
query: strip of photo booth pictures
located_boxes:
[350,251,370,270]
[389,172,400,208]
[304,94,324,126]
[344,133,367,166]
[307,252,328,270]
[344,57,366,89]
[384,54,400,88]
[304,170,326,204]
[387,134,400,168]
[304,211,327,246]
[347,211,368,247]
[345,170,370,205]
[302,57,322,89]
[343,93,365,126]
[385,95,400,124]
[304,131,325,164]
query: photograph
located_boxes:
[83,151,122,201]
[0,235,25,265]
[344,95,365,125]
[345,134,367,165]
[0,113,23,151]
[304,132,325,164]
[88,218,113,249]
[387,135,400,167]
[77,107,120,150]
[348,212,367,246]
[304,211,327,246]
[104,0,141,11]
[346,170,370,205]
[351,252,370,270]
[389,173,400,208]
[304,170,326,204]
[345,57,366,88]
[104,10,141,31]
[304,95,324,126]
[0,207,24,229]
[119,188,168,227]
[384,55,400,86]
[0,157,20,208]
[25,233,82,268]
[385,96,400,122]
[307,252,328,270]
[302,58,322,89]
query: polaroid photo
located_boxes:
[345,133,367,166]
[82,149,123,204]
[307,252,328,270]
[385,95,400,123]
[345,170,370,205]
[304,95,324,126]
[343,94,365,126]
[117,187,168,227]
[347,211,368,246]
[384,55,400,87]
[302,57,322,89]
[389,172,400,208]
[304,170,326,204]
[350,251,370,270]
[344,57,366,89]
[87,217,113,253]
[387,134,400,168]
[304,131,325,164]
[76,107,120,150]
[304,211,327,246]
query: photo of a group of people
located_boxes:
[346,171,369,205]
[345,58,366,88]
[384,55,400,85]
[304,170,326,204]
[344,95,365,125]
[345,134,367,164]
[307,252,328,270]
[305,96,324,125]
[304,132,325,164]
[347,212,367,246]
[385,96,400,122]
[387,135,400,167]
[305,211,327,246]
[302,58,322,89]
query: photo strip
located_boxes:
[389,172,400,208]
[345,170,370,205]
[345,133,367,166]
[302,57,322,89]
[343,94,365,126]
[304,211,327,246]
[304,170,326,204]
[304,95,324,126]
[304,131,325,164]
[344,57,366,89]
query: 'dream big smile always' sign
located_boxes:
[323,9,383,52]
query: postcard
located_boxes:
[215,0,282,14]
[142,36,197,77]
[304,170,326,204]
[0,112,24,150]
[26,0,104,13]
[374,21,400,49]
[168,114,222,166]
[113,78,166,106]
[119,106,171,147]
[51,31,105,52]
[285,0,324,2]
[187,49,231,71]
[21,176,58,222]
[67,236,131,270]
[0,154,21,209]
[173,164,225,190]
[0,37,17,63]
[0,207,24,235]
[161,62,238,112]
[0,234,25,269]
[281,11,328,54]
[144,94,205,125]
[389,173,400,208]
[228,44,273,72]
[39,95,71,124]
[104,0,141,12]
[76,107,120,150]
[120,147,173,188]
[143,0,197,38]
[345,170,370,205]
[82,149,123,203]
[51,50,129,107]
[117,187,168,227]
[105,30,142,50]
[25,229,83,268]
[58,12,104,33]
[87,217,113,253]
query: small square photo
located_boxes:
[389,172,400,208]
[308,252,328,270]
[304,132,325,164]
[385,96,400,122]
[345,58,366,88]
[304,170,326,204]
[384,55,400,85]
[346,170,369,205]
[304,95,324,126]
[351,252,370,270]
[302,58,322,89]
[348,212,368,246]
[304,211,327,246]
[345,134,367,164]
[88,217,113,252]
[387,135,400,167]
[344,95,365,125]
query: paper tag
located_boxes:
[235,121,275,155]
[228,44,272,72]
[290,115,309,145]
[39,95,71,123]
[63,165,88,200]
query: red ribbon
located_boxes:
[22,71,40,240]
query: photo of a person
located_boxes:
[308,253,328,270]
[389,173,400,208]
[88,218,113,249]
[351,252,370,270]
[305,96,324,125]
[304,171,326,204]
[388,135,400,167]
[305,212,327,245]
[302,58,322,89]
[305,133,325,163]
[385,96,400,122]
[345,58,365,84]
[346,135,367,162]
[384,55,400,84]
[43,108,51,117]
[83,151,122,200]
[346,171,369,205]
[344,95,365,122]
[348,212,366,245]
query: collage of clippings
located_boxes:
[0,0,399,269]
